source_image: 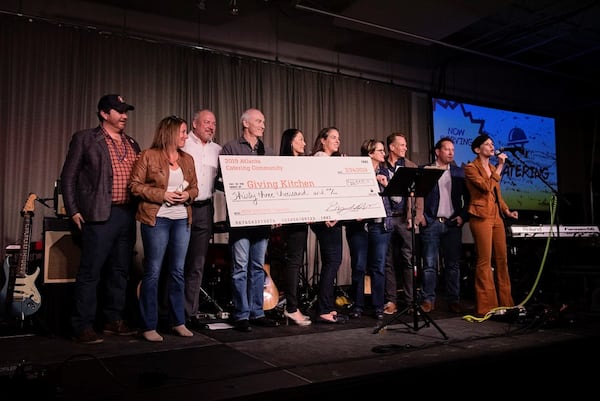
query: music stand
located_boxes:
[373,167,448,339]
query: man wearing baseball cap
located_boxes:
[97,94,135,114]
[60,94,140,344]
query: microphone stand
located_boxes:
[373,167,448,339]
[507,151,564,301]
[35,197,53,209]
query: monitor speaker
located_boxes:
[43,230,80,283]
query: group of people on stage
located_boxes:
[60,93,518,343]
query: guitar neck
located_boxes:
[17,215,33,278]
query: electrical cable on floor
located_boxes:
[53,353,128,394]
[462,195,558,323]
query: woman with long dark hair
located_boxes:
[276,128,311,325]
[310,127,347,323]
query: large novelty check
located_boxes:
[219,155,386,227]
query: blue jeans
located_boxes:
[229,237,269,321]
[346,222,390,313]
[72,205,136,335]
[139,217,190,331]
[420,217,462,304]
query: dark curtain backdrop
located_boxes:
[1,15,431,248]
[2,16,432,287]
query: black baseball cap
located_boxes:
[97,94,135,113]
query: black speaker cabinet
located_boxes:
[43,218,80,283]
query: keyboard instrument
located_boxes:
[509,224,600,238]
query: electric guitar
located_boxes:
[263,263,279,311]
[0,194,42,319]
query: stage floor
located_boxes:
[1,300,599,400]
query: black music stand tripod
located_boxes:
[373,167,448,339]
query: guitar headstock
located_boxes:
[21,193,37,216]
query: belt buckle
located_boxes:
[437,217,447,223]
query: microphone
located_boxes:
[35,196,52,208]
[494,150,514,166]
[498,145,525,155]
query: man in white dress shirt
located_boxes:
[182,109,222,329]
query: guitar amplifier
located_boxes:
[43,217,80,283]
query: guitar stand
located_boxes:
[198,286,229,320]
[0,313,50,337]
[372,167,448,339]
[26,313,52,336]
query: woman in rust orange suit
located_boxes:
[464,134,518,317]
